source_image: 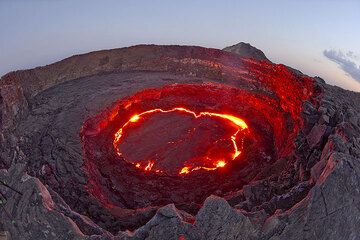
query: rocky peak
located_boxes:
[223,42,270,62]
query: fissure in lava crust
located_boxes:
[113,107,248,175]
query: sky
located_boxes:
[1,0,360,91]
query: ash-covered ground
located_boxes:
[1,43,360,240]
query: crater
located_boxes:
[2,45,321,236]
[80,81,304,219]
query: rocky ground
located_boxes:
[0,43,360,239]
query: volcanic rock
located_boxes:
[0,43,360,240]
[223,42,270,62]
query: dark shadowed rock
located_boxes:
[0,164,92,239]
[195,196,259,240]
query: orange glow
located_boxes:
[144,161,154,171]
[179,161,226,174]
[231,131,241,159]
[114,107,248,174]
[216,160,226,168]
[179,167,190,174]
[129,115,140,122]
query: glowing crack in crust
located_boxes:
[113,107,248,175]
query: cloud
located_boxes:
[323,49,360,82]
[346,51,359,60]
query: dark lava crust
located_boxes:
[1,44,360,240]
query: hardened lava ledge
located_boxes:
[1,44,360,240]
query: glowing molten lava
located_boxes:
[144,161,154,171]
[216,160,226,168]
[113,107,248,175]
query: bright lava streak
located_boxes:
[216,160,226,168]
[113,107,248,175]
[144,161,154,171]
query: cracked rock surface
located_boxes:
[1,43,360,239]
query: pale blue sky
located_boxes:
[1,0,359,91]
